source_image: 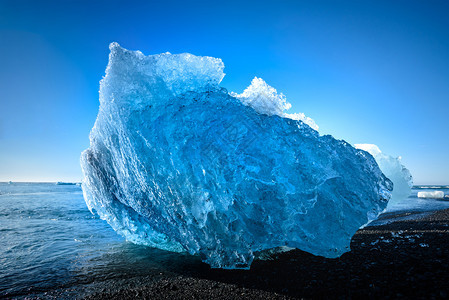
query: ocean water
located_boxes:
[0,182,448,297]
[0,182,203,298]
[386,185,449,213]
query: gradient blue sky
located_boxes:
[0,0,448,184]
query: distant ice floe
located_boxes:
[418,191,445,199]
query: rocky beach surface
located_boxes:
[24,208,449,299]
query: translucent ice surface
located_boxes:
[81,43,392,269]
[355,144,413,210]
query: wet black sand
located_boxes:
[26,209,449,299]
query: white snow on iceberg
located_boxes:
[231,77,319,131]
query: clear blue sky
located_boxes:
[0,0,448,184]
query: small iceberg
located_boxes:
[354,144,413,208]
[417,191,445,199]
[56,182,77,186]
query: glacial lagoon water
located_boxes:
[0,182,448,297]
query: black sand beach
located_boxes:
[27,208,449,299]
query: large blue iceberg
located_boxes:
[81,43,392,269]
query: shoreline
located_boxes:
[18,209,449,299]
